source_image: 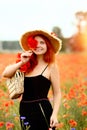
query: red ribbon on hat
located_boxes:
[51,32,57,37]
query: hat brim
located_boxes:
[20,30,62,53]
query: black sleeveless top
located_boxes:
[21,65,51,101]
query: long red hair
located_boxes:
[16,35,55,73]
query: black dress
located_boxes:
[19,66,55,130]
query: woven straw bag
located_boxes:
[6,70,24,99]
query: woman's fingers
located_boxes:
[50,116,58,128]
[20,51,33,63]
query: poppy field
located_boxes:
[0,52,87,130]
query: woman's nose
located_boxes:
[37,42,40,47]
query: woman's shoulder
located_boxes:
[49,62,59,73]
[49,61,58,68]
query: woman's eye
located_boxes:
[40,41,45,44]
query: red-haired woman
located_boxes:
[2,30,62,130]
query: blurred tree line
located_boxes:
[52,11,87,52]
[1,11,87,52]
[2,41,21,50]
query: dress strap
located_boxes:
[41,65,48,75]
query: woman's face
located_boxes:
[32,36,47,55]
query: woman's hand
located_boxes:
[21,51,33,64]
[50,114,58,128]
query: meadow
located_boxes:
[0,52,87,130]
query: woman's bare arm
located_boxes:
[50,63,61,127]
[2,51,33,78]
[2,61,23,78]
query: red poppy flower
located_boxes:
[27,37,38,49]
[20,62,30,72]
[0,122,4,128]
[16,53,30,72]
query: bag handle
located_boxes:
[15,70,24,78]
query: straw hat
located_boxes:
[20,30,62,53]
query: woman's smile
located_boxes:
[35,47,43,51]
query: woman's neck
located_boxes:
[36,55,47,65]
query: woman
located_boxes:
[2,30,62,130]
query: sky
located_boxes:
[0,0,87,40]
